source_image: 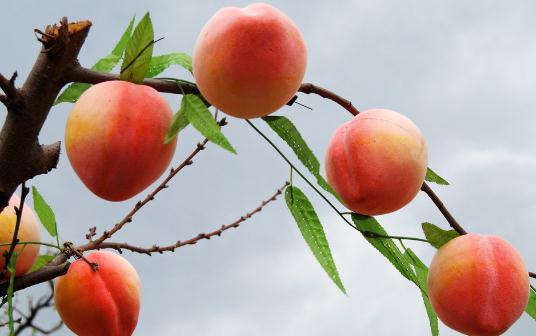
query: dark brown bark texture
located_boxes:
[0,19,92,210]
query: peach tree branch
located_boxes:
[0,180,288,296]
[85,181,289,255]
[13,281,63,335]
[0,19,91,210]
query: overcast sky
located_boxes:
[1,1,536,335]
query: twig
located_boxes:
[120,37,164,75]
[89,181,290,255]
[298,83,360,116]
[67,66,200,95]
[14,281,63,335]
[0,72,21,106]
[420,182,466,235]
[0,125,225,296]
[0,318,21,327]
[0,183,30,278]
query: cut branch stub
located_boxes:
[0,18,92,211]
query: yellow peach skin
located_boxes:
[193,3,307,119]
[428,234,529,336]
[54,251,141,336]
[325,109,428,215]
[0,195,40,277]
[65,80,177,202]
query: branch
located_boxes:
[0,183,29,279]
[0,178,288,296]
[299,83,536,280]
[89,181,290,255]
[0,72,23,109]
[420,182,466,235]
[0,121,224,295]
[14,281,63,335]
[0,255,69,296]
[66,66,200,95]
[298,83,360,116]
[0,18,92,211]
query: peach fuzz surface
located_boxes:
[0,195,40,277]
[428,234,529,336]
[325,109,428,215]
[65,80,177,202]
[54,250,141,336]
[193,3,307,119]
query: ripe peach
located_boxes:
[54,250,141,336]
[325,109,428,215]
[0,195,40,277]
[428,234,529,336]
[65,80,177,201]
[192,3,307,119]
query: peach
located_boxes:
[192,3,307,119]
[54,250,141,336]
[325,108,428,215]
[428,234,529,335]
[65,80,177,201]
[0,194,40,277]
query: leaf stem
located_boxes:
[0,242,62,250]
[246,119,357,231]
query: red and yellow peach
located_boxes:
[65,80,177,201]
[325,108,428,215]
[428,234,529,335]
[54,250,141,336]
[0,195,40,277]
[193,3,307,119]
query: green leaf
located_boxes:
[120,12,154,83]
[164,110,190,144]
[525,287,536,320]
[7,252,19,335]
[147,52,192,77]
[285,186,346,294]
[425,167,450,186]
[422,222,459,249]
[352,214,416,282]
[405,248,439,336]
[32,186,58,238]
[55,16,135,104]
[28,254,55,273]
[262,116,338,199]
[181,94,236,153]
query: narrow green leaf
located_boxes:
[164,110,190,144]
[147,52,192,77]
[7,252,19,335]
[262,116,338,199]
[425,167,450,186]
[182,94,236,153]
[405,248,439,336]
[28,254,55,273]
[120,12,154,83]
[55,16,135,104]
[352,214,416,282]
[525,287,536,320]
[32,186,58,238]
[422,222,459,249]
[285,186,346,294]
